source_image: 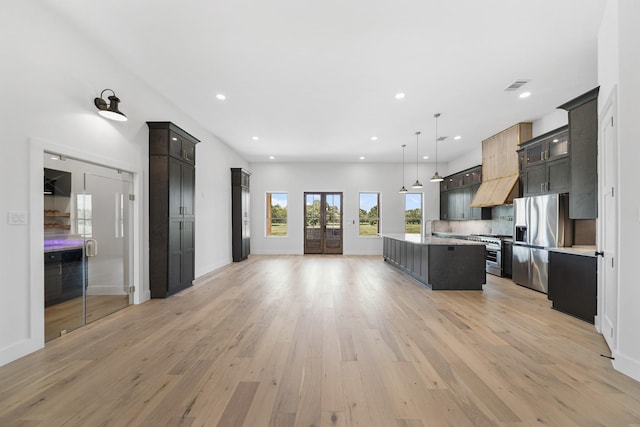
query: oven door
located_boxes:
[485,245,502,276]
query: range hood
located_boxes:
[470,174,519,207]
[469,123,532,207]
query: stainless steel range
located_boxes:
[467,234,505,276]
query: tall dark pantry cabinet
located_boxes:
[148,122,200,297]
[231,168,250,262]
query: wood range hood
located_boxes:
[470,123,532,207]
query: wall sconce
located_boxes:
[94,89,128,122]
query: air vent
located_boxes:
[505,80,530,91]
[437,136,448,142]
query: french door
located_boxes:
[304,192,343,254]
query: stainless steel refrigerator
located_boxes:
[512,194,572,293]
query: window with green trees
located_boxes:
[267,192,288,236]
[359,192,380,236]
[405,193,422,234]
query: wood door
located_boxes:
[304,192,343,254]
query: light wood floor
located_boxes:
[2,255,640,426]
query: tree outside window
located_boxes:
[267,192,288,236]
[359,192,380,236]
[405,193,422,234]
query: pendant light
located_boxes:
[430,113,444,182]
[399,144,408,193]
[411,131,423,189]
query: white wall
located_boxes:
[249,162,442,255]
[0,1,246,366]
[597,0,640,381]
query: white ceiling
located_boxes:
[43,0,605,164]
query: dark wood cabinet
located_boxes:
[148,122,199,298]
[548,251,597,323]
[440,166,491,220]
[559,87,599,219]
[518,126,570,197]
[231,168,251,262]
[44,249,84,307]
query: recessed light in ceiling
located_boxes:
[269,156,275,160]
[371,136,378,141]
[423,156,429,160]
[172,137,178,141]
[454,136,462,140]
[50,156,59,160]
[252,136,259,141]
[360,156,365,160]
[216,93,226,100]
[395,93,405,100]
[519,91,531,99]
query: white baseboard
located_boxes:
[86,286,127,296]
[0,338,42,368]
[613,351,640,382]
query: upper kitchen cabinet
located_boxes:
[559,87,599,219]
[518,126,570,197]
[440,166,491,220]
[148,122,200,298]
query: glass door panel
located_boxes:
[304,192,343,254]
[83,172,133,324]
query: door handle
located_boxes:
[595,251,604,257]
[85,239,98,257]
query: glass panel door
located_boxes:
[83,172,133,324]
[304,192,343,254]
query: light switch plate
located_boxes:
[8,211,28,225]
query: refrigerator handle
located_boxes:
[595,251,604,257]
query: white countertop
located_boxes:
[381,234,486,246]
[548,246,597,257]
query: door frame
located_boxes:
[303,192,344,254]
[29,138,143,350]
[596,87,619,351]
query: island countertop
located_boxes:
[381,233,486,246]
[382,234,485,290]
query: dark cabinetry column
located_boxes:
[148,122,200,298]
[231,168,251,262]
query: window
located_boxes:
[405,193,422,234]
[76,194,92,237]
[359,192,380,236]
[267,192,288,236]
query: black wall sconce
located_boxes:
[94,89,128,122]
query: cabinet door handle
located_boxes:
[85,239,98,257]
[595,251,604,257]
[541,183,544,192]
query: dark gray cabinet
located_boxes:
[559,87,599,219]
[231,168,251,262]
[148,122,199,298]
[518,126,570,197]
[440,166,490,220]
[548,251,597,323]
[44,249,83,307]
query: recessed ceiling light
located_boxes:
[269,156,275,160]
[252,136,259,141]
[395,92,405,100]
[50,156,59,160]
[423,156,429,160]
[360,156,365,160]
[171,137,178,141]
[216,93,226,100]
[454,136,462,140]
[371,136,378,141]
[519,91,531,99]
[553,139,559,143]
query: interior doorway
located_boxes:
[44,153,134,342]
[304,192,343,254]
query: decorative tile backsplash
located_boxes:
[430,204,514,236]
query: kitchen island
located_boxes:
[382,234,486,290]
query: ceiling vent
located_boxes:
[505,80,530,91]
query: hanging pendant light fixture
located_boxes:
[411,131,423,189]
[430,113,444,182]
[399,144,408,193]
